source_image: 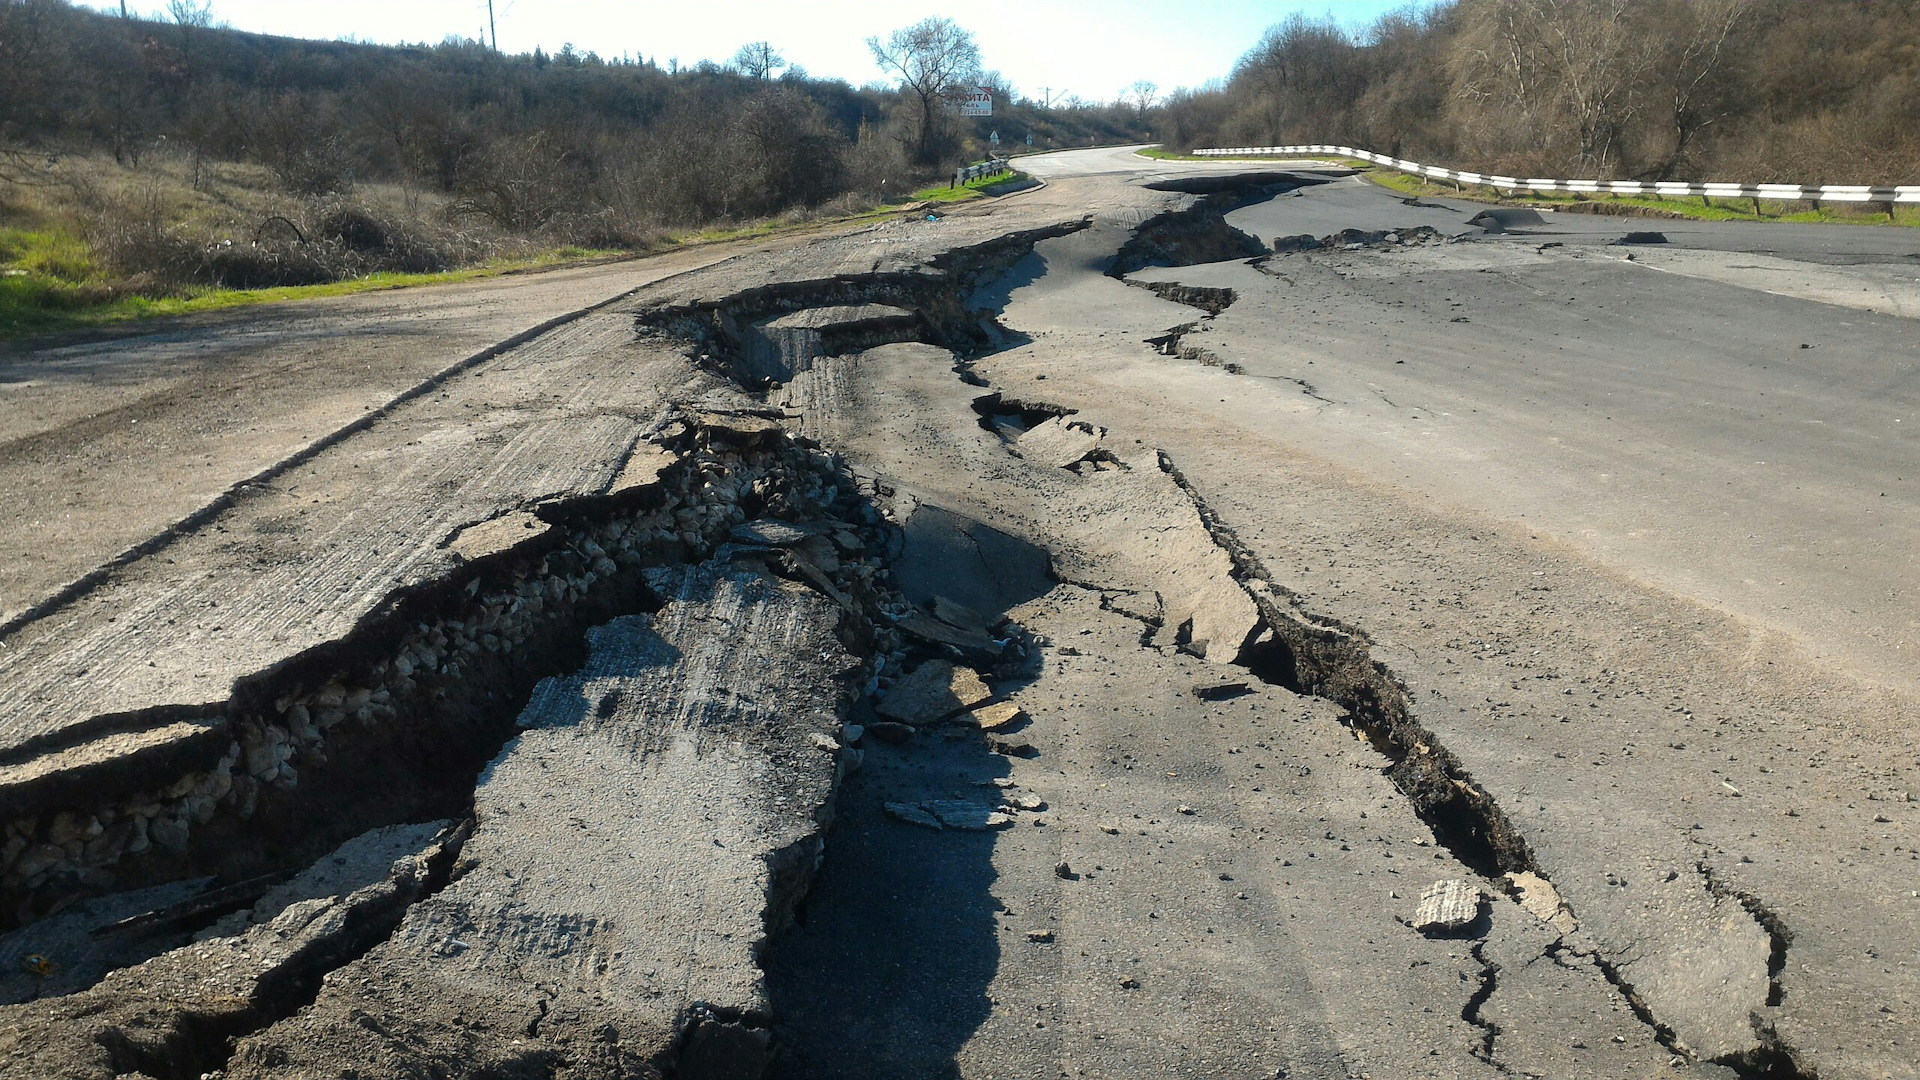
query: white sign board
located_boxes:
[960,87,992,117]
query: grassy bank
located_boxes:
[0,153,980,343]
[0,243,628,339]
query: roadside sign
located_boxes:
[989,130,1000,146]
[960,87,992,117]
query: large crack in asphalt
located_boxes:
[2,189,1829,1078]
[0,217,1095,1080]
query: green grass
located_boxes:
[908,168,1031,204]
[0,241,624,340]
[1346,160,1920,227]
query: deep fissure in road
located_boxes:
[0,420,886,935]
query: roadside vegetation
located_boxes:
[0,3,1147,339]
[1157,0,1919,189]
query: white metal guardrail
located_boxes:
[953,157,1013,188]
[1192,144,1920,205]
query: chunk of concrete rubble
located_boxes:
[923,801,1016,830]
[877,659,992,724]
[1506,870,1578,934]
[964,701,1027,731]
[0,821,465,1080]
[886,802,945,830]
[1016,416,1106,469]
[216,563,857,1080]
[447,510,551,563]
[1414,878,1486,936]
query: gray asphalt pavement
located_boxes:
[1,144,1914,1080]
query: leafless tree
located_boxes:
[1125,80,1159,121]
[1646,0,1750,179]
[731,41,783,79]
[867,17,982,165]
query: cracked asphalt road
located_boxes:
[0,146,1913,1080]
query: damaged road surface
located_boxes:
[1,145,1916,1080]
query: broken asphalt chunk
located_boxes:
[893,610,1005,662]
[1192,679,1253,701]
[876,659,992,724]
[965,701,1027,731]
[885,802,944,830]
[1413,878,1486,936]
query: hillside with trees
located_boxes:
[0,2,1146,321]
[1162,0,1920,185]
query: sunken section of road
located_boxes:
[219,565,858,1079]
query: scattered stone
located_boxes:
[1055,861,1076,879]
[885,802,944,830]
[988,738,1040,759]
[1414,879,1485,935]
[922,800,1014,830]
[1192,680,1253,701]
[1100,822,1122,835]
[867,722,915,745]
[840,723,865,745]
[876,660,992,724]
[1003,794,1047,812]
[1026,928,1055,943]
[1119,976,1141,989]
[1177,805,1196,815]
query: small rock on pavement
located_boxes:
[965,701,1027,731]
[1192,680,1253,701]
[877,660,992,724]
[867,721,915,745]
[1414,879,1485,935]
[1026,928,1055,943]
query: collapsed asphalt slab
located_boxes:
[218,564,857,1079]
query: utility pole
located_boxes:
[487,0,498,52]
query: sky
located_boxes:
[88,1,1415,103]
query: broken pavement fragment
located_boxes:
[963,701,1027,731]
[218,563,858,1080]
[1015,415,1107,469]
[877,659,992,725]
[1414,878,1486,936]
[886,799,1013,832]
[0,821,465,1080]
